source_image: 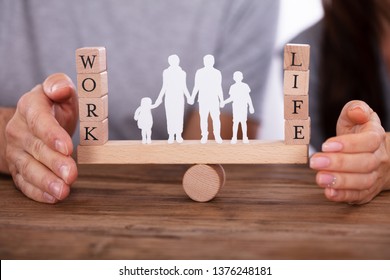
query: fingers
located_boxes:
[310,152,380,173]
[322,130,384,154]
[7,153,73,203]
[316,171,378,191]
[43,73,78,135]
[17,85,73,156]
[336,100,381,135]
[4,73,79,204]
[43,73,76,103]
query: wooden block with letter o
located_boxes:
[285,118,311,145]
[77,71,108,98]
[79,95,108,122]
[76,47,107,74]
[284,44,310,71]
[284,95,309,120]
[284,70,309,95]
[79,118,108,146]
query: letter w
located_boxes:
[79,55,96,69]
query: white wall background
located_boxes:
[259,0,323,140]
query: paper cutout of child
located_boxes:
[134,97,159,144]
[222,71,255,144]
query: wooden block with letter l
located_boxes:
[76,47,107,74]
[284,95,309,120]
[79,95,108,122]
[284,118,311,145]
[79,118,108,146]
[284,44,310,71]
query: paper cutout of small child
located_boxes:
[134,97,159,144]
[222,71,255,144]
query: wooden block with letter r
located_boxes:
[284,44,310,71]
[79,118,108,146]
[285,118,311,145]
[79,95,108,122]
[76,47,107,74]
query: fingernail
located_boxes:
[318,173,336,187]
[51,80,70,93]
[60,165,70,183]
[330,188,338,197]
[43,192,56,203]
[55,140,68,155]
[310,156,331,169]
[49,181,63,199]
[322,142,343,152]
[350,104,367,114]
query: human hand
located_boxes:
[5,73,79,203]
[249,107,255,114]
[187,97,194,105]
[310,100,390,204]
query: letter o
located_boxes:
[82,78,96,92]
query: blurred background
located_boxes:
[260,0,323,140]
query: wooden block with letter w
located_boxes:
[76,47,109,146]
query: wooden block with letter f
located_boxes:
[76,47,109,146]
[284,44,310,145]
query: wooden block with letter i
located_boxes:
[283,70,309,95]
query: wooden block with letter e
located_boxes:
[285,118,311,145]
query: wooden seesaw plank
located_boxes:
[77,140,308,164]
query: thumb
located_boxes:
[43,73,76,103]
[336,100,380,135]
[42,73,78,135]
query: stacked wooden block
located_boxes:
[283,44,310,145]
[76,47,109,146]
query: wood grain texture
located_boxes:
[77,140,308,164]
[182,164,225,202]
[1,164,390,260]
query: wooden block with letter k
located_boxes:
[76,47,109,146]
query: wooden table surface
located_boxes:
[1,164,389,260]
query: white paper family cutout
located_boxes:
[134,54,255,144]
